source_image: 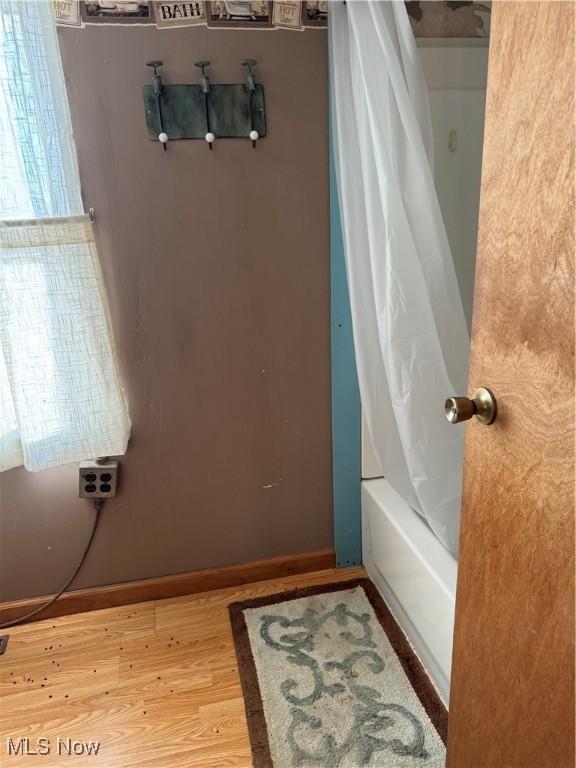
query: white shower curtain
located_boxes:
[329,0,470,555]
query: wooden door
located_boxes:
[447,3,575,767]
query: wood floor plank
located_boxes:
[0,566,365,767]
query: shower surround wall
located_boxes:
[0,26,332,601]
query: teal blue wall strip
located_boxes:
[330,134,362,567]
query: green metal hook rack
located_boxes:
[143,59,266,149]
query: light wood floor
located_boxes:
[0,566,365,767]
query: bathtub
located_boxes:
[362,478,457,704]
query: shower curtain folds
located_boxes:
[329,0,470,555]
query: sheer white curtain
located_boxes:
[329,0,469,555]
[0,0,130,472]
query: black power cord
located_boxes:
[0,500,104,629]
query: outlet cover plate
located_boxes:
[79,460,118,499]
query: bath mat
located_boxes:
[229,579,447,768]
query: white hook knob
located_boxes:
[205,132,215,145]
[249,130,259,142]
[158,132,168,144]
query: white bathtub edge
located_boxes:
[362,478,457,705]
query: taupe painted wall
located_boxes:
[0,25,332,601]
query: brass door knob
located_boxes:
[445,387,497,425]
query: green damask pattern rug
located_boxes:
[229,579,447,768]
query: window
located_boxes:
[0,0,130,471]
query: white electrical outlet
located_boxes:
[79,459,119,499]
